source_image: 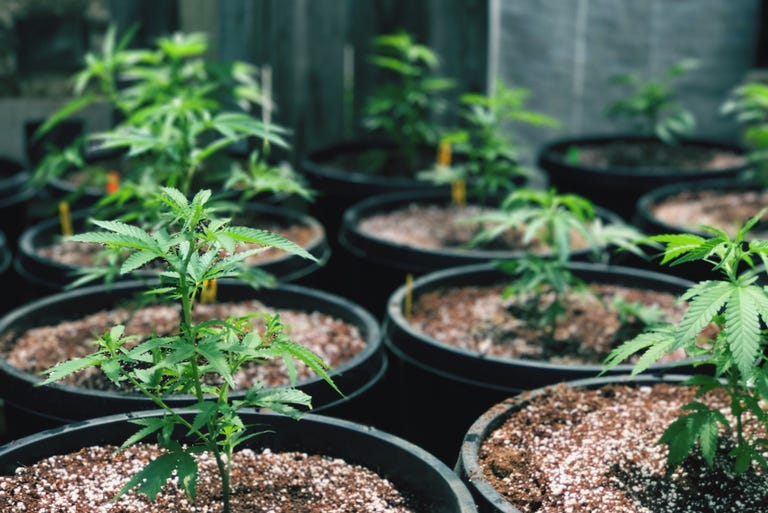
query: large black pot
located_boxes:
[537,135,750,220]
[14,203,330,302]
[0,280,385,440]
[0,230,14,315]
[339,189,625,318]
[383,262,697,464]
[456,374,689,513]
[0,410,478,513]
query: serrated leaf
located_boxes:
[120,417,168,451]
[116,450,197,501]
[725,286,761,379]
[121,250,159,274]
[40,354,102,385]
[675,281,732,348]
[222,226,316,261]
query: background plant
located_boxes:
[34,27,306,210]
[362,31,454,171]
[722,81,768,184]
[607,59,698,144]
[42,187,337,512]
[467,188,647,333]
[604,209,768,474]
[418,80,560,201]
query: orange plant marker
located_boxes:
[201,279,218,304]
[105,171,120,194]
[58,201,73,237]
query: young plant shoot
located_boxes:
[41,188,337,512]
[363,31,454,171]
[467,188,647,334]
[607,59,698,144]
[722,81,768,184]
[419,80,560,201]
[604,208,768,474]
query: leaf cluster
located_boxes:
[363,31,454,169]
[41,188,333,512]
[604,208,768,473]
[33,27,308,209]
[467,188,645,331]
[418,80,560,201]
[607,59,697,144]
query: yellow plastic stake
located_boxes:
[201,279,218,305]
[404,273,414,319]
[58,201,73,237]
[437,140,452,166]
[451,179,466,207]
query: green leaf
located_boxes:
[40,354,102,385]
[116,450,197,501]
[34,94,97,140]
[675,281,732,348]
[121,250,160,274]
[222,226,316,261]
[725,286,762,379]
[119,417,168,451]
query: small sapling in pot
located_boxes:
[40,187,337,512]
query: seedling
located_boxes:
[363,31,454,172]
[607,59,697,144]
[41,187,337,512]
[468,188,646,334]
[604,208,768,473]
[33,27,306,210]
[420,81,559,201]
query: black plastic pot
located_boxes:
[537,135,750,220]
[456,374,687,513]
[0,410,478,513]
[339,189,625,318]
[14,203,330,302]
[0,230,13,315]
[0,280,385,440]
[383,262,696,464]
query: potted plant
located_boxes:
[381,189,695,463]
[0,187,384,439]
[335,82,561,315]
[300,31,454,239]
[538,60,750,220]
[456,209,768,512]
[0,186,475,512]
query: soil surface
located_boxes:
[357,203,589,254]
[650,189,768,237]
[0,444,421,512]
[408,282,691,364]
[478,383,768,512]
[562,140,745,172]
[2,299,364,390]
[38,219,320,268]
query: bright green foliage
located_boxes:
[363,31,454,170]
[722,81,768,183]
[604,208,768,473]
[418,80,560,201]
[468,188,646,333]
[34,27,308,207]
[41,188,335,512]
[607,59,697,144]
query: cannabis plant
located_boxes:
[419,80,560,201]
[607,59,697,144]
[34,27,304,209]
[604,208,768,473]
[722,81,768,183]
[468,188,645,332]
[41,187,336,512]
[363,31,454,171]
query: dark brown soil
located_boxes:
[478,383,768,512]
[566,140,745,172]
[2,299,365,390]
[650,189,768,237]
[408,282,692,364]
[357,203,589,254]
[0,443,421,512]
